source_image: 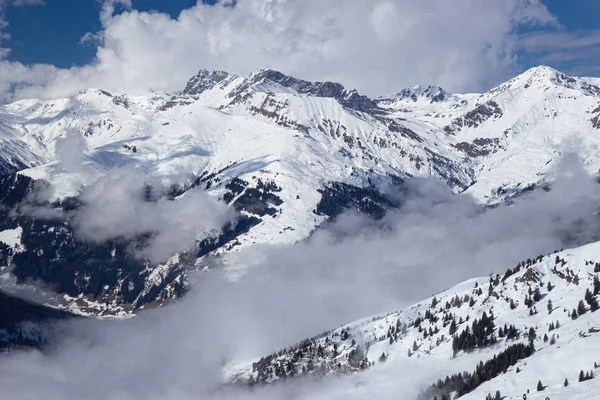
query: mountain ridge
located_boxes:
[1,65,600,316]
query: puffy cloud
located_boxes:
[54,130,88,173]
[0,0,557,101]
[69,167,235,263]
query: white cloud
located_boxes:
[0,0,557,102]
[71,167,235,263]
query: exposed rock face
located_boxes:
[444,100,503,134]
[454,137,503,157]
[182,69,231,96]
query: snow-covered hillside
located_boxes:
[226,243,600,399]
[2,65,600,317]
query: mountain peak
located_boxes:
[521,65,560,78]
[182,69,231,96]
[247,68,346,98]
[486,65,600,98]
[385,85,450,103]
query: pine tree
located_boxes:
[494,390,501,400]
[579,370,585,382]
[585,288,599,312]
[533,287,541,302]
[594,275,600,295]
[578,300,587,316]
[564,378,569,386]
[547,281,553,291]
[537,380,544,391]
[547,299,553,314]
[528,327,536,344]
[572,308,578,320]
[449,320,457,335]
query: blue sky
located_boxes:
[4,0,211,67]
[2,0,600,75]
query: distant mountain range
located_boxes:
[2,67,600,398]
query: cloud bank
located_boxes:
[71,168,235,263]
[0,0,557,101]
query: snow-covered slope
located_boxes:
[227,243,600,399]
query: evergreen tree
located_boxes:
[578,300,587,316]
[594,275,600,295]
[537,380,544,391]
[547,299,553,314]
[494,390,501,400]
[528,327,536,344]
[579,370,585,382]
[585,288,599,312]
[572,308,578,320]
[533,287,541,302]
[564,378,569,386]
[449,320,457,335]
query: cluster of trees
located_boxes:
[579,370,595,382]
[585,288,599,312]
[571,280,600,319]
[548,320,560,331]
[419,343,535,400]
[250,329,372,384]
[524,286,542,308]
[452,312,496,354]
[387,319,407,344]
[484,391,501,400]
[498,324,520,340]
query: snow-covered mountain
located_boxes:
[2,65,600,397]
[1,65,600,318]
[227,243,600,400]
